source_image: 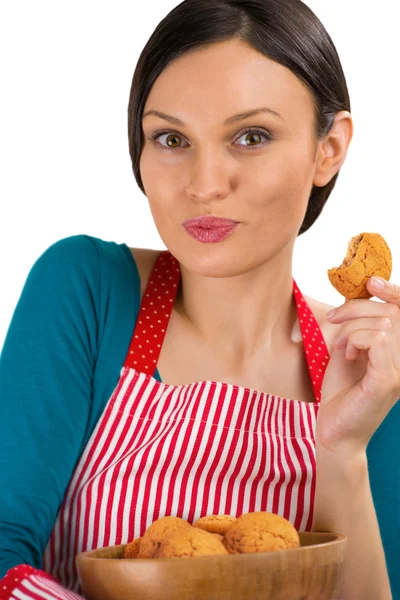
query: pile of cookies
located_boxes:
[122,511,300,559]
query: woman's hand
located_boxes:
[317,276,400,457]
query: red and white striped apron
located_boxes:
[40,249,330,594]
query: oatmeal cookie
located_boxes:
[223,511,300,554]
[137,516,192,558]
[328,233,392,299]
[156,526,229,558]
[192,514,237,536]
[123,537,141,559]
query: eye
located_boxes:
[147,126,273,151]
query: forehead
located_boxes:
[143,39,315,129]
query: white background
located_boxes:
[0,1,398,350]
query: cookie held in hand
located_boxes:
[327,232,392,299]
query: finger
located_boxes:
[367,277,400,302]
[327,299,400,323]
[344,329,393,378]
[333,316,393,350]
[344,328,399,407]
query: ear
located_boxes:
[312,111,354,188]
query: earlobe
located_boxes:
[312,111,353,188]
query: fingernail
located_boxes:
[371,276,385,290]
[326,309,336,319]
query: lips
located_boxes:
[181,215,240,243]
[181,215,239,228]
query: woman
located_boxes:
[0,0,399,598]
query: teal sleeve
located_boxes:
[0,235,143,579]
[367,400,400,599]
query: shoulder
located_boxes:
[32,234,104,277]
[24,235,142,318]
[129,247,163,301]
[33,234,137,281]
[37,234,126,262]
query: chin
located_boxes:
[165,236,274,280]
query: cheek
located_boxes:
[140,150,184,239]
[245,154,311,217]
[240,151,315,243]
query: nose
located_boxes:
[185,147,230,204]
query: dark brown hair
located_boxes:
[127,0,350,235]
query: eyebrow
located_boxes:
[142,106,285,126]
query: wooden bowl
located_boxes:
[76,532,347,600]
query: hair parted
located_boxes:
[127,0,350,235]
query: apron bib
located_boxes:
[43,250,330,593]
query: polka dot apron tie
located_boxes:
[6,250,331,597]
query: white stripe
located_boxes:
[11,588,31,600]
[45,578,81,600]
[17,577,60,600]
[11,592,31,600]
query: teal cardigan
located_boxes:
[0,235,399,598]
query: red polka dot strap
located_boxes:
[293,279,330,403]
[124,250,181,372]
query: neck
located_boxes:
[173,243,299,370]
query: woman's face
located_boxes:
[140,38,323,277]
